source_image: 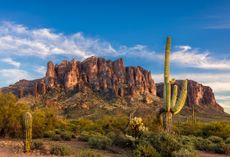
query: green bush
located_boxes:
[51,134,62,141]
[194,137,212,151]
[32,106,67,138]
[172,148,198,157]
[177,136,196,150]
[60,131,72,141]
[31,140,45,150]
[226,137,230,144]
[43,131,55,138]
[50,144,72,156]
[76,149,101,157]
[88,134,112,149]
[79,131,101,142]
[133,142,161,157]
[176,121,230,139]
[107,131,134,148]
[0,93,29,137]
[148,132,181,157]
[208,143,230,154]
[207,136,224,144]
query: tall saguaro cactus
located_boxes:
[23,112,32,152]
[159,36,188,131]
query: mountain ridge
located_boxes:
[0,56,224,113]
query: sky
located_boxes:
[0,0,230,113]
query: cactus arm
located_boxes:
[171,85,178,108]
[172,80,188,115]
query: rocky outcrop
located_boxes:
[156,80,224,113]
[1,57,156,98]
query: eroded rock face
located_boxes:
[2,57,156,98]
[156,80,224,112]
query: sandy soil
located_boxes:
[0,139,229,157]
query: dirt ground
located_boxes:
[0,139,229,157]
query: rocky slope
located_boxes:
[1,56,224,113]
[156,80,224,113]
[1,57,156,98]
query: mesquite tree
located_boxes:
[159,36,188,131]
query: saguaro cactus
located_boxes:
[23,112,32,152]
[159,36,188,131]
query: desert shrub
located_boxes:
[32,106,68,138]
[31,140,45,150]
[50,144,72,156]
[201,121,230,139]
[95,116,128,134]
[194,137,212,151]
[51,134,62,141]
[226,137,230,144]
[79,131,101,141]
[129,117,148,138]
[60,131,73,141]
[76,149,101,157]
[0,93,29,137]
[177,135,196,150]
[107,131,134,148]
[88,134,112,149]
[172,148,198,157]
[207,143,230,154]
[175,121,203,136]
[133,142,161,157]
[176,121,230,140]
[148,132,181,157]
[207,136,224,144]
[43,131,55,138]
[69,118,95,134]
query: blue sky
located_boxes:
[0,0,230,113]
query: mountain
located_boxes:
[0,56,225,114]
[156,80,224,113]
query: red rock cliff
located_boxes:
[1,57,156,98]
[156,80,224,113]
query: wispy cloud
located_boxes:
[1,57,21,68]
[153,73,230,93]
[205,23,230,29]
[171,46,230,70]
[0,69,32,85]
[0,21,116,59]
[35,66,46,75]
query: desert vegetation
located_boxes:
[0,37,229,157]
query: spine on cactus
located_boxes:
[23,112,32,152]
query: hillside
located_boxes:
[1,56,227,117]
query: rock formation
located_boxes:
[156,80,224,112]
[1,57,156,98]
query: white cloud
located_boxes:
[0,21,229,113]
[0,69,32,85]
[171,46,230,70]
[153,73,230,93]
[1,57,21,68]
[0,22,115,59]
[35,66,46,75]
